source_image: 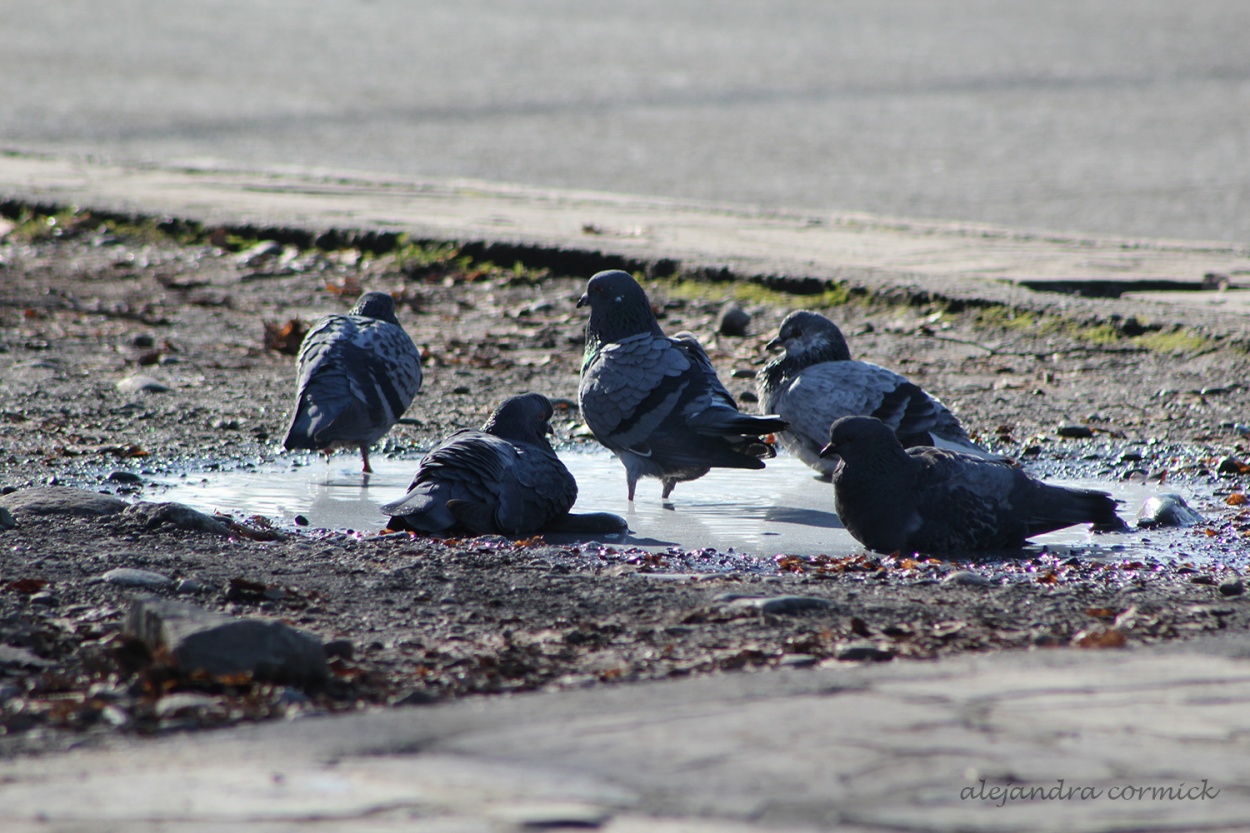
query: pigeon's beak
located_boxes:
[576,293,589,308]
[765,336,783,351]
[818,442,837,459]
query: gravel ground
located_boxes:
[2,207,1249,758]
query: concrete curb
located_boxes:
[3,151,1249,343]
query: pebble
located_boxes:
[1056,424,1094,439]
[1136,494,1204,528]
[0,486,128,518]
[28,592,59,608]
[102,567,175,590]
[126,597,328,687]
[116,375,170,394]
[1218,576,1245,597]
[1217,456,1248,475]
[107,471,143,485]
[833,642,894,662]
[727,595,834,615]
[777,653,819,668]
[0,507,15,530]
[717,302,751,337]
[942,570,993,587]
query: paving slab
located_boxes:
[3,637,1249,831]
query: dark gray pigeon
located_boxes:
[383,393,625,535]
[283,291,422,472]
[759,310,994,479]
[577,270,788,500]
[820,416,1123,555]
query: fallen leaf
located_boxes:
[1073,627,1127,649]
[5,578,48,594]
[1085,607,1117,620]
[1226,493,1247,506]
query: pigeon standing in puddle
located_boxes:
[759,310,995,479]
[820,415,1122,554]
[577,270,788,501]
[283,291,423,472]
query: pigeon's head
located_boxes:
[820,416,902,469]
[351,292,401,325]
[482,393,555,446]
[577,270,663,343]
[767,311,851,363]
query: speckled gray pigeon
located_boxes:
[383,393,623,535]
[283,291,422,472]
[577,270,788,500]
[759,310,993,479]
[820,416,1123,555]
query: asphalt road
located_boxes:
[4,0,1249,243]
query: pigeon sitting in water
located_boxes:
[283,291,422,473]
[759,310,994,479]
[820,416,1123,555]
[383,393,626,535]
[577,270,788,501]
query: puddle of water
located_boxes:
[152,450,1220,562]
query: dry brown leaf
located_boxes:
[1073,627,1127,649]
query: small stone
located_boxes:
[717,302,751,337]
[0,507,15,530]
[727,595,834,615]
[116,375,170,394]
[323,639,355,660]
[107,471,143,485]
[777,653,819,668]
[294,515,310,526]
[155,692,222,720]
[28,592,59,607]
[942,570,992,587]
[0,645,51,669]
[1057,424,1094,439]
[1136,493,1203,528]
[1218,576,1245,597]
[126,597,328,688]
[102,567,175,590]
[1217,456,1248,475]
[833,642,894,662]
[0,486,127,518]
[174,577,209,594]
[125,502,232,536]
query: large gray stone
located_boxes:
[125,502,232,536]
[125,598,328,688]
[0,487,127,518]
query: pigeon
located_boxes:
[577,269,788,500]
[758,310,994,479]
[383,393,625,536]
[283,291,422,473]
[819,415,1123,555]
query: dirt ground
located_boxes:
[2,207,1250,757]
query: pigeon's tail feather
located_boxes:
[381,489,456,533]
[687,407,788,439]
[1027,486,1124,536]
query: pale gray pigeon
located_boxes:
[759,310,993,479]
[577,270,788,500]
[383,393,625,535]
[820,416,1123,555]
[283,291,422,472]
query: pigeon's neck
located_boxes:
[759,339,848,391]
[583,306,664,369]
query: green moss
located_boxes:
[656,276,852,309]
[1134,328,1214,354]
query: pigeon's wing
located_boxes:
[286,315,422,449]
[909,449,1027,550]
[381,431,512,532]
[491,443,579,534]
[579,332,693,454]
